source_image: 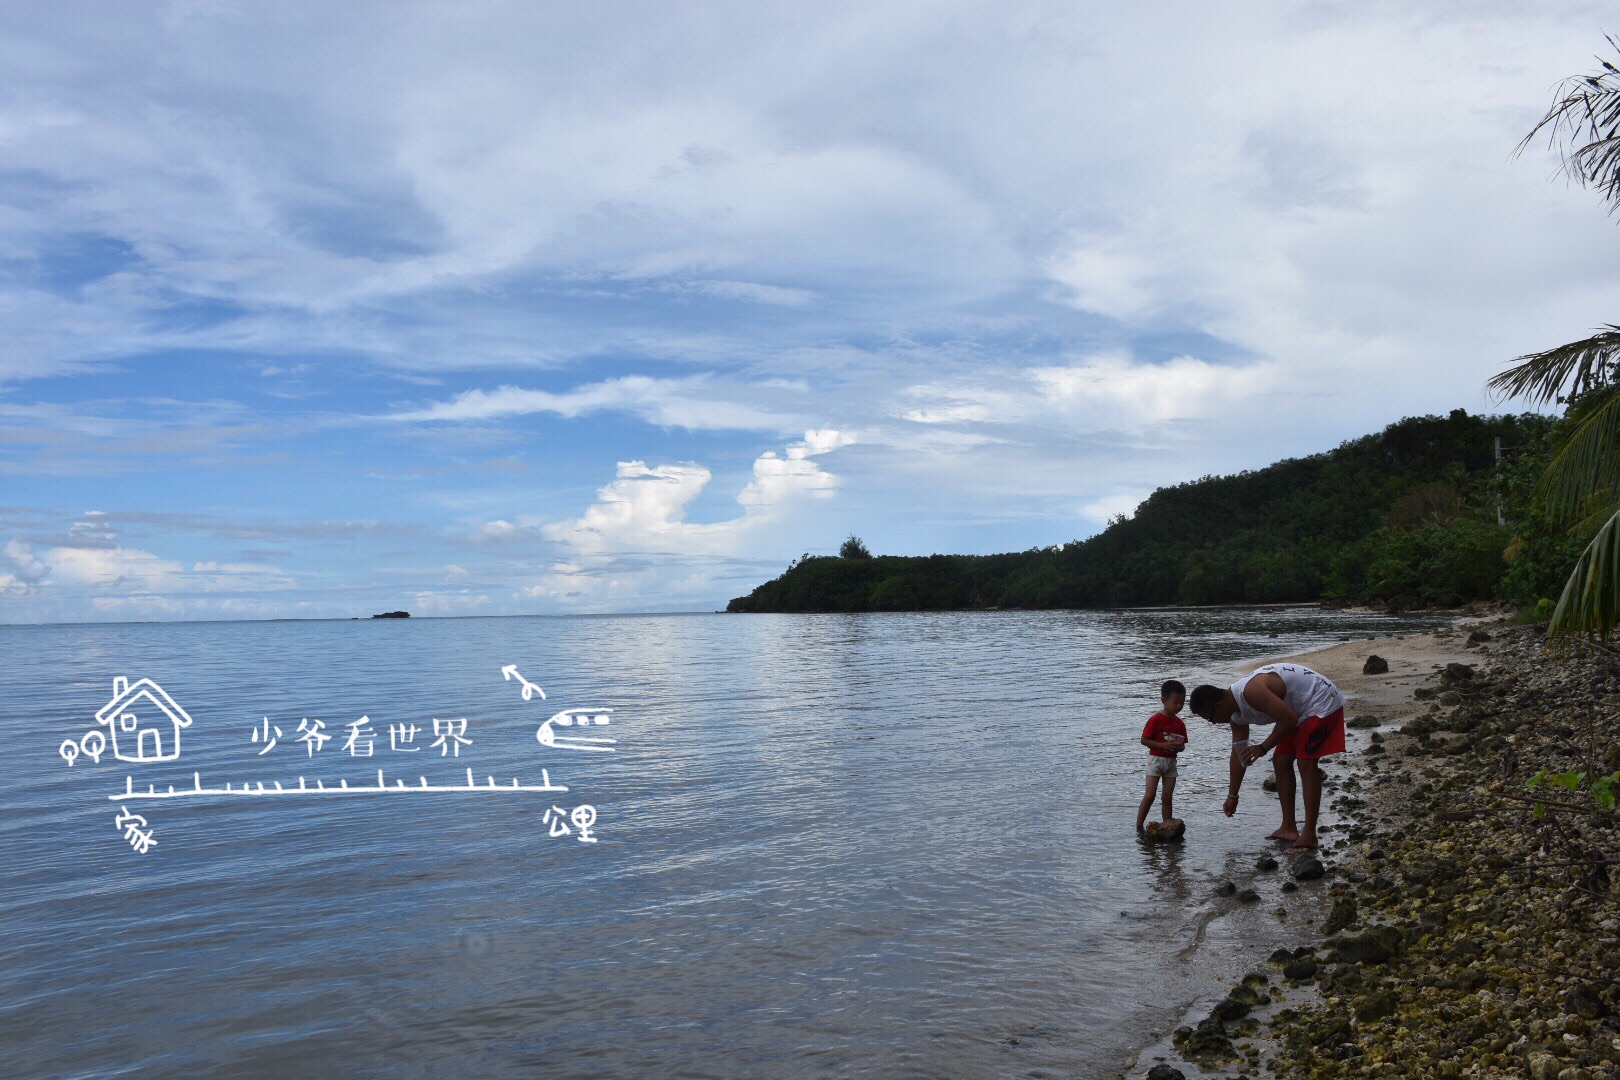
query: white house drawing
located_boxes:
[95,677,192,763]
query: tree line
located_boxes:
[727,410,1587,614]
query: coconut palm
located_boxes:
[1491,41,1620,641]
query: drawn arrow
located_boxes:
[501,664,546,701]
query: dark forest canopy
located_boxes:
[728,410,1584,614]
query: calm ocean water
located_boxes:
[0,609,1448,1079]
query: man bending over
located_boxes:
[1189,663,1346,855]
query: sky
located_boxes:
[1,2,1617,623]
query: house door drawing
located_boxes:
[139,729,164,760]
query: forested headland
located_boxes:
[727,410,1588,614]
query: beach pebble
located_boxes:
[1564,983,1605,1021]
[1145,1066,1186,1080]
[1290,853,1325,881]
[1362,654,1389,675]
[1256,855,1279,872]
[1321,898,1358,936]
[1283,958,1318,981]
[1238,888,1261,903]
[1216,880,1237,897]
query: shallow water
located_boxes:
[0,608,1448,1079]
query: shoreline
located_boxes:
[1120,615,1620,1080]
[1116,615,1494,1079]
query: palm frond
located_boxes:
[1516,35,1620,211]
[1539,386,1620,520]
[1488,328,1620,404]
[1549,506,1620,642]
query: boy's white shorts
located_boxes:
[1147,756,1178,778]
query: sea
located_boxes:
[0,608,1451,1079]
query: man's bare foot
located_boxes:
[1267,826,1299,842]
[1286,838,1318,854]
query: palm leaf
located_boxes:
[1549,506,1620,642]
[1516,35,1620,211]
[1539,385,1620,520]
[1488,328,1620,405]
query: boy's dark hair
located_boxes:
[1189,684,1226,720]
[1160,679,1186,699]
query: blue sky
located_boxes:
[1,2,1616,622]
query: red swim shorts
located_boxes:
[1273,708,1346,761]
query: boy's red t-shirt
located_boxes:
[1142,712,1187,758]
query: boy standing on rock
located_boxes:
[1137,679,1188,832]
[1189,663,1346,854]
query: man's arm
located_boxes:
[1224,722,1249,816]
[1240,674,1298,765]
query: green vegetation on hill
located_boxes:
[727,410,1588,613]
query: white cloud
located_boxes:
[1079,490,1150,524]
[1045,240,1156,320]
[1030,354,1281,425]
[542,460,728,555]
[519,428,851,605]
[895,353,1278,433]
[3,538,50,589]
[789,428,858,458]
[46,544,186,591]
[389,375,795,432]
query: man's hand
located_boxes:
[1223,795,1238,817]
[1241,743,1268,767]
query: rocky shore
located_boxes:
[1132,617,1620,1080]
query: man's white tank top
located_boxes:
[1229,663,1345,726]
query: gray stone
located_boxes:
[1290,853,1325,881]
[1283,958,1318,981]
[1363,654,1389,675]
[1440,662,1475,687]
[1331,926,1401,965]
[1322,897,1358,936]
[1565,982,1605,1021]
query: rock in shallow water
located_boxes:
[1143,818,1185,843]
[1290,853,1325,880]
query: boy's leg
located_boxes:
[1268,753,1299,842]
[1160,772,1176,822]
[1293,758,1323,850]
[1137,773,1159,830]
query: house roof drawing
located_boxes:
[95,677,193,728]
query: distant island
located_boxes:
[371,611,411,619]
[728,410,1577,614]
